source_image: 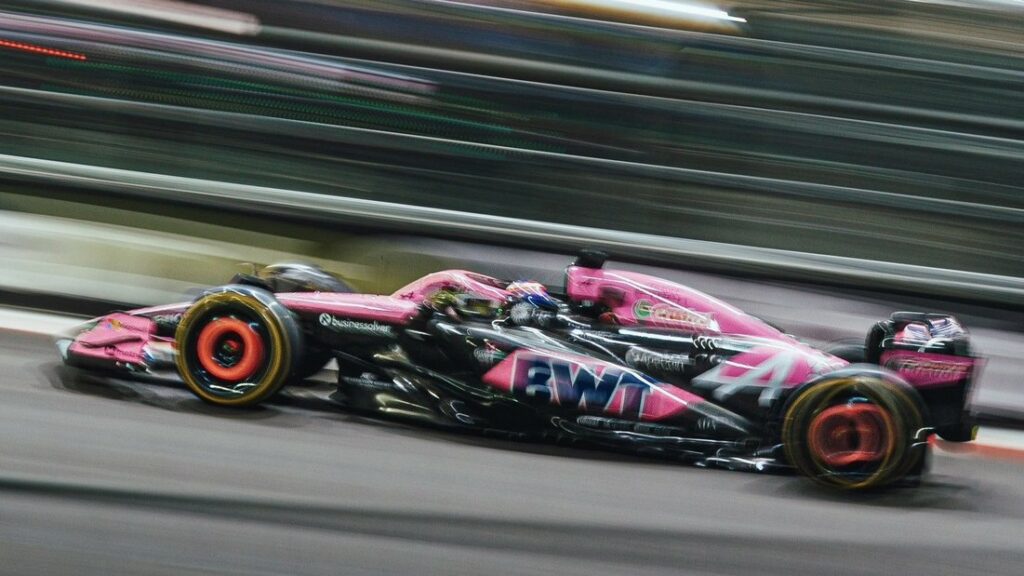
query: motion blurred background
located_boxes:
[2,0,1023,298]
[3,2,1024,575]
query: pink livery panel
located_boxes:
[482,349,706,423]
[67,312,157,367]
[565,266,785,339]
[880,349,978,388]
[691,344,846,407]
[392,270,512,304]
[277,293,421,324]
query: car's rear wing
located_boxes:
[867,312,978,441]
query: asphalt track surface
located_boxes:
[2,328,1024,576]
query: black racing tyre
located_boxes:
[260,263,353,294]
[261,263,346,379]
[824,339,868,364]
[175,286,302,407]
[781,374,925,490]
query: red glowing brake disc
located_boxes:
[195,317,265,383]
[808,403,891,468]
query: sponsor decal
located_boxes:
[318,313,395,337]
[632,299,716,329]
[151,313,182,326]
[473,346,507,367]
[692,348,802,408]
[510,355,648,417]
[633,299,653,320]
[625,347,689,374]
[885,358,971,380]
[341,375,394,390]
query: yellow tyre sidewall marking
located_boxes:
[782,378,913,489]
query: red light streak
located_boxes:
[0,39,87,61]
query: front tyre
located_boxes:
[781,374,925,490]
[262,263,347,379]
[175,286,302,407]
[823,338,867,364]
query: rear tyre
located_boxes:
[781,375,925,490]
[175,286,302,407]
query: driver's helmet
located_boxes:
[507,281,559,310]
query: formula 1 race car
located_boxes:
[56,253,979,489]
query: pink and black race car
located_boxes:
[56,252,979,489]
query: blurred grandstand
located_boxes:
[0,0,1022,287]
